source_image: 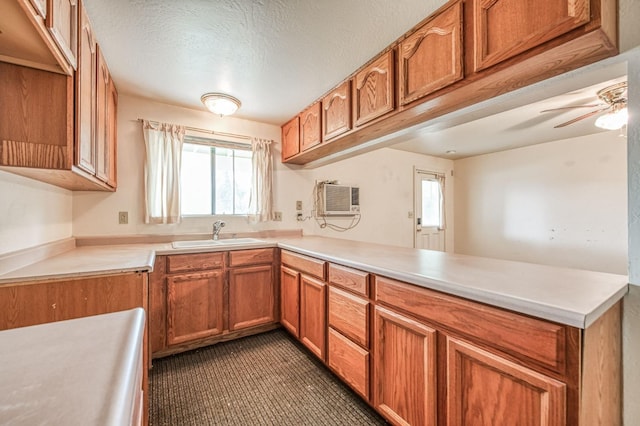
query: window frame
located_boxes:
[180,135,253,217]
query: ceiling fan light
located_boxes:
[595,106,628,130]
[201,93,241,116]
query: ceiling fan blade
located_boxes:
[554,107,611,128]
[540,104,604,113]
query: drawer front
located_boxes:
[229,248,274,267]
[329,286,369,348]
[329,263,369,296]
[374,276,573,374]
[166,252,225,273]
[328,327,370,400]
[281,250,326,280]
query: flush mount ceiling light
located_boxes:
[201,93,241,117]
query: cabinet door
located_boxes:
[353,50,394,127]
[46,0,78,69]
[166,270,224,346]
[229,265,275,331]
[322,80,352,141]
[299,274,327,360]
[399,1,463,106]
[299,103,321,152]
[328,285,369,348]
[472,0,590,72]
[281,116,300,160]
[29,0,47,18]
[280,265,300,337]
[75,1,96,175]
[446,336,566,426]
[328,327,370,400]
[373,306,437,426]
[106,73,118,188]
[95,45,110,184]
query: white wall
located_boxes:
[454,131,627,275]
[0,171,72,255]
[73,95,451,249]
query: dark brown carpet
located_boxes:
[150,329,387,425]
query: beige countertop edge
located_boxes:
[0,308,145,424]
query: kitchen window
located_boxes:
[180,138,253,216]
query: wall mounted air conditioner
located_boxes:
[321,183,360,216]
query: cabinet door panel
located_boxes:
[447,336,566,426]
[95,45,109,183]
[75,1,96,175]
[399,1,463,105]
[328,327,369,400]
[322,80,351,141]
[473,0,590,71]
[167,271,224,346]
[229,265,275,331]
[353,50,394,127]
[299,103,321,151]
[280,265,300,337]
[328,285,369,348]
[46,0,78,69]
[106,74,118,187]
[374,306,437,426]
[300,274,327,360]
[281,116,300,160]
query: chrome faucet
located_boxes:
[212,220,226,240]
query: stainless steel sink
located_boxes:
[171,238,266,249]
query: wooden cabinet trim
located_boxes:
[446,335,566,425]
[328,285,369,348]
[228,248,274,267]
[166,252,225,273]
[281,250,326,280]
[328,263,369,296]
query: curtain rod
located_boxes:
[137,118,252,141]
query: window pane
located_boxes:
[214,148,235,214]
[234,149,252,214]
[422,179,442,227]
[181,143,212,215]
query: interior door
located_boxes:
[414,169,445,251]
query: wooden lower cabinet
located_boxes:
[328,327,370,399]
[446,336,566,426]
[373,306,437,426]
[280,265,301,337]
[229,264,275,331]
[299,274,327,360]
[166,270,224,346]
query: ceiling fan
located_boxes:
[541,81,628,130]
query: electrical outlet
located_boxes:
[274,211,282,221]
[118,211,128,224]
[408,211,414,219]
[296,200,302,210]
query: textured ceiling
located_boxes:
[83,0,447,125]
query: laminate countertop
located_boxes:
[0,236,629,328]
[0,308,145,425]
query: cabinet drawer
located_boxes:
[328,263,369,296]
[328,327,370,400]
[166,252,225,273]
[329,286,369,348]
[374,276,575,374]
[281,250,326,280]
[229,248,274,267]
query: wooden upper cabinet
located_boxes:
[95,45,110,184]
[472,0,590,72]
[76,0,96,175]
[106,72,118,188]
[446,336,566,425]
[46,0,79,70]
[299,103,322,152]
[399,1,463,106]
[322,80,352,141]
[281,116,300,161]
[353,50,395,127]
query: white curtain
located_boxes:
[249,137,274,222]
[142,120,185,224]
